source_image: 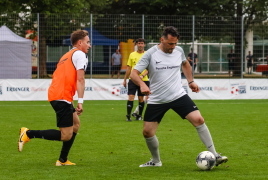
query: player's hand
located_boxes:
[76,103,83,116]
[140,84,151,95]
[123,80,127,87]
[139,75,143,79]
[189,82,200,93]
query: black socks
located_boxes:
[59,132,77,162]
[127,101,133,115]
[138,101,145,116]
[26,129,61,141]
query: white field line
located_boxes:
[1,102,268,106]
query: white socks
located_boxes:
[195,123,217,156]
[145,135,160,163]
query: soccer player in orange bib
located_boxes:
[18,30,90,166]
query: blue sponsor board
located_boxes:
[250,86,268,91]
[238,85,246,94]
[119,87,128,95]
[85,87,93,91]
[199,87,213,91]
[7,87,30,92]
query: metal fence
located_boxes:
[0,13,268,79]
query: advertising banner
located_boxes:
[0,79,267,101]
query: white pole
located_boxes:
[37,13,40,79]
[90,14,93,79]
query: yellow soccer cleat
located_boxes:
[18,127,30,152]
[56,159,76,166]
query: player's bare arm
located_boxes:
[130,69,151,95]
[123,65,132,87]
[182,61,200,93]
[76,69,85,115]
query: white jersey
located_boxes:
[71,47,88,71]
[134,45,187,104]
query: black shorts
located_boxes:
[128,79,150,96]
[247,63,252,67]
[144,94,198,123]
[112,65,121,71]
[50,101,76,127]
[229,62,234,70]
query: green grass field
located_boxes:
[1,99,268,180]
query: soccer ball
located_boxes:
[196,151,216,170]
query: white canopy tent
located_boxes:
[0,25,32,79]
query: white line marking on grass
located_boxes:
[1,102,268,107]
[197,103,268,105]
[1,105,50,106]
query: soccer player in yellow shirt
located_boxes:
[123,38,149,121]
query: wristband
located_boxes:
[188,81,194,85]
[78,98,83,104]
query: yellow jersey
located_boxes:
[127,51,148,81]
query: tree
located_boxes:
[0,0,107,78]
[96,0,268,76]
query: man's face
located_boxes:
[80,36,91,54]
[137,41,145,51]
[249,51,251,55]
[116,49,119,54]
[161,35,178,54]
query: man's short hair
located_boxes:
[136,38,145,44]
[162,26,180,39]
[71,30,89,45]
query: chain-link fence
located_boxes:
[0,13,268,79]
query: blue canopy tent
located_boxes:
[63,27,119,46]
[62,27,119,75]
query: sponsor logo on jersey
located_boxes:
[156,61,162,64]
[7,87,30,92]
[250,86,268,91]
[156,66,180,70]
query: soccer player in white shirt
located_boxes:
[130,26,228,167]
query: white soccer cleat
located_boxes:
[215,153,228,166]
[132,112,138,118]
[136,115,143,121]
[139,159,162,167]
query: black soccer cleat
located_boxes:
[126,115,132,122]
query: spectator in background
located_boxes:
[188,48,198,71]
[246,51,254,74]
[111,49,122,79]
[227,49,235,76]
